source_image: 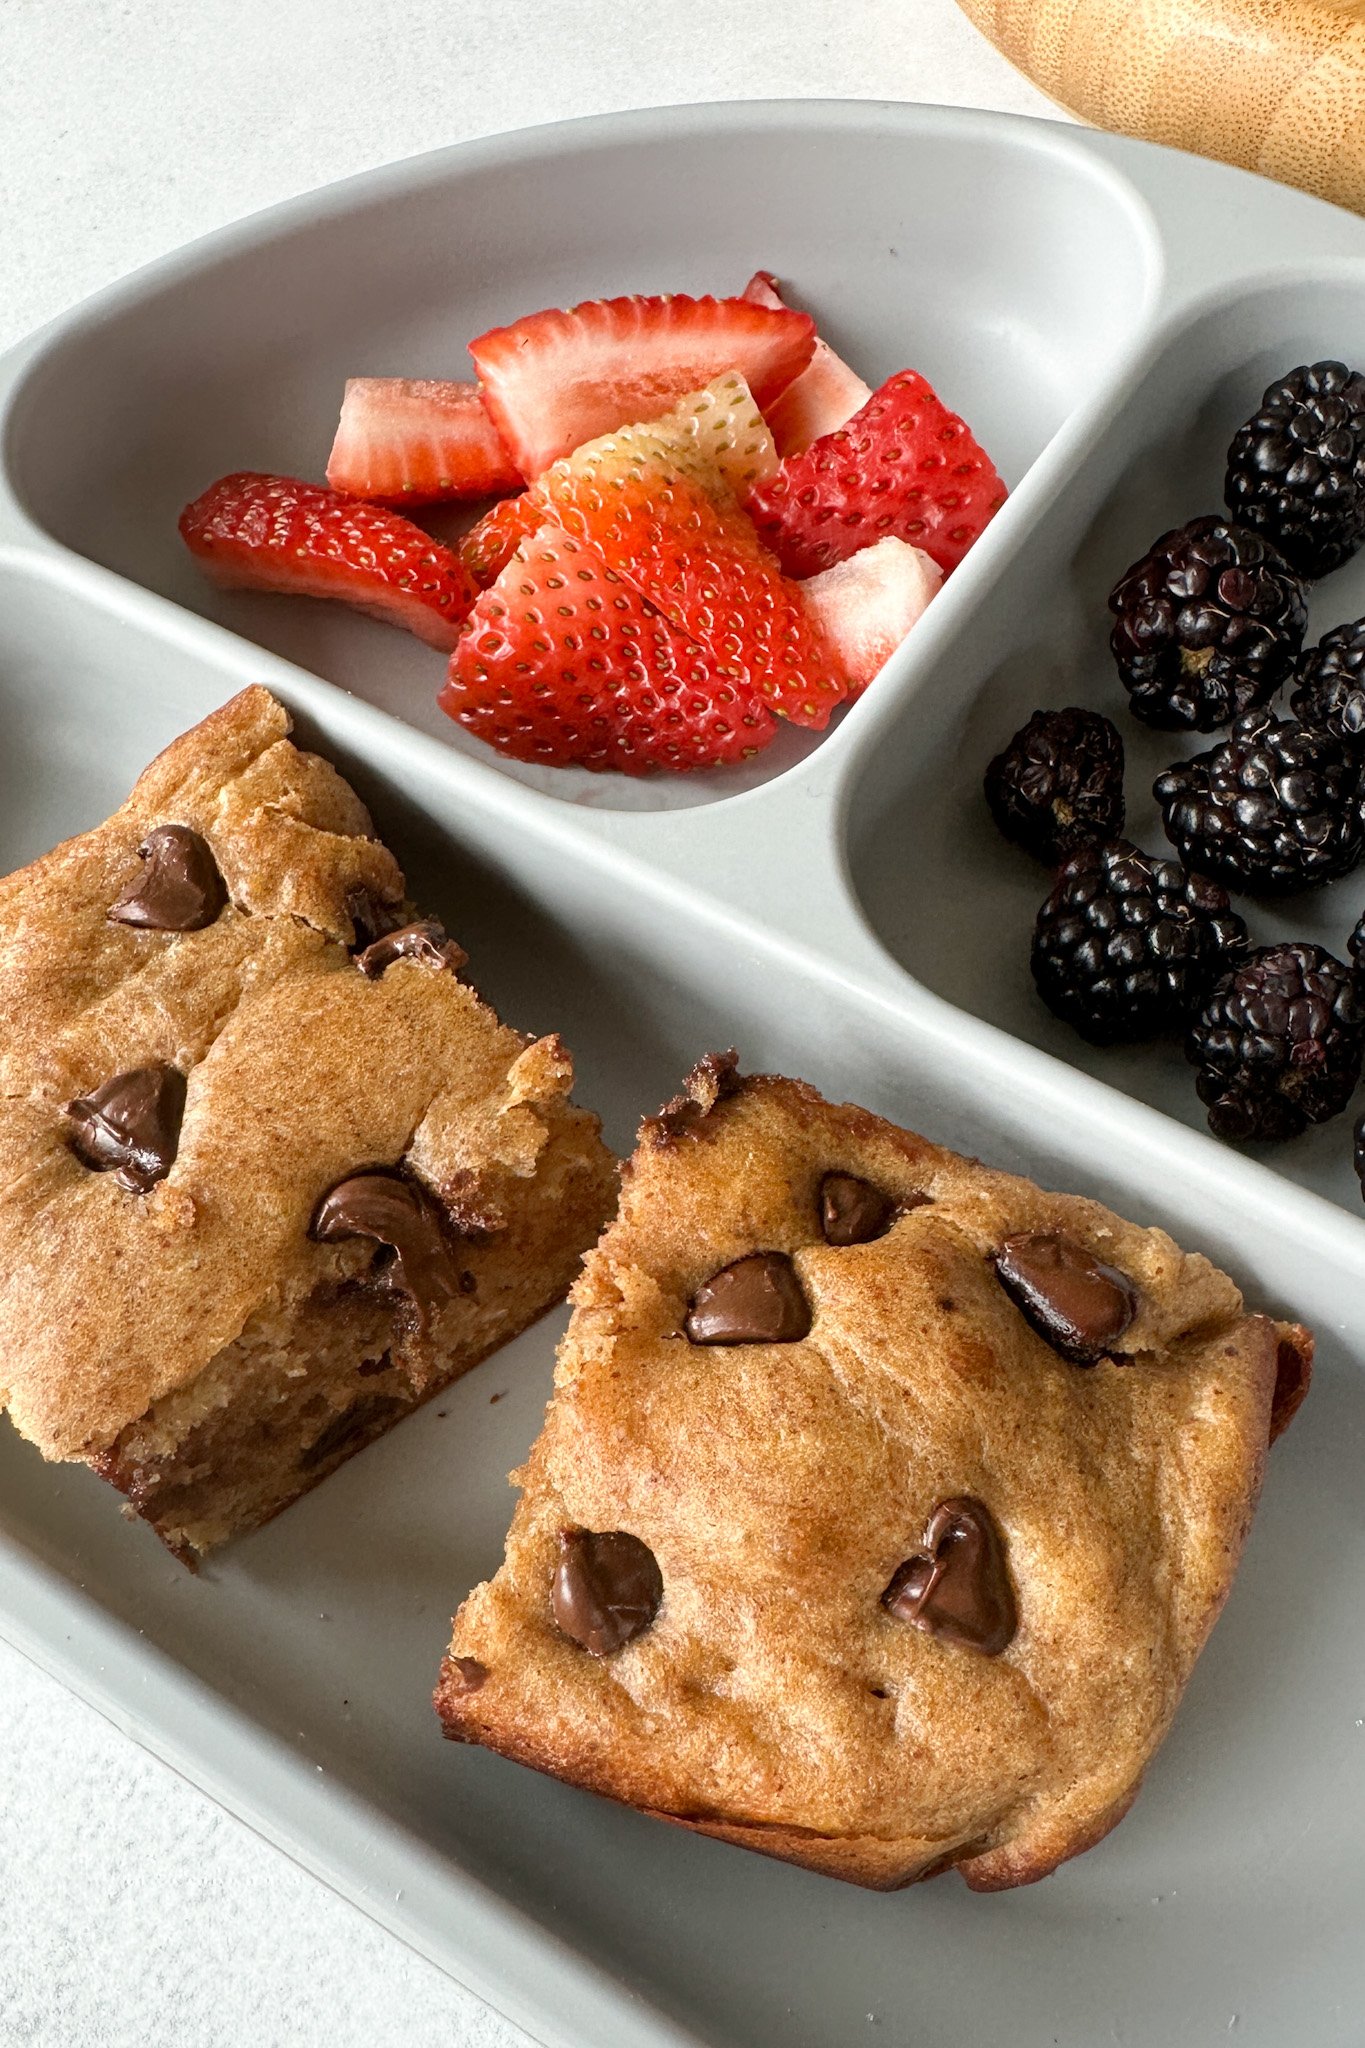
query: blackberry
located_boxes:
[1031,838,1248,1045]
[1225,361,1365,580]
[1108,516,1306,731]
[1154,709,1365,894]
[984,708,1125,865]
[1187,942,1365,1141]
[1291,619,1365,746]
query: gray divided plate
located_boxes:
[1,100,1362,2048]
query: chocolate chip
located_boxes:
[107,825,226,932]
[357,1351,394,1377]
[300,1393,404,1470]
[445,1655,489,1695]
[312,1171,459,1330]
[346,889,405,952]
[684,1251,812,1345]
[650,1049,743,1144]
[1270,1327,1313,1442]
[882,1497,1016,1656]
[820,1172,901,1245]
[993,1231,1137,1365]
[355,919,467,978]
[551,1528,663,1656]
[65,1064,187,1192]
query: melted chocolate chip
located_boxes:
[820,1172,902,1246]
[445,1655,489,1695]
[551,1528,663,1656]
[300,1393,404,1470]
[355,919,467,978]
[650,1049,743,1144]
[66,1064,187,1192]
[312,1171,459,1329]
[684,1251,812,1345]
[993,1231,1138,1366]
[107,826,226,932]
[1270,1327,1313,1442]
[883,1497,1016,1656]
[346,889,405,952]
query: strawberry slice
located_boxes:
[179,472,477,650]
[469,294,815,479]
[459,491,546,588]
[741,273,872,457]
[540,409,847,729]
[326,379,522,504]
[440,520,778,774]
[747,369,1007,579]
[798,537,941,695]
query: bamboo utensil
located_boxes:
[956,0,1365,214]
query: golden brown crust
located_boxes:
[0,687,616,1520]
[437,1061,1307,1891]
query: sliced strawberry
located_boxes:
[469,294,814,479]
[747,370,1007,579]
[540,413,848,730]
[741,273,872,457]
[326,379,522,504]
[179,472,477,650]
[440,520,778,774]
[798,537,941,696]
[459,491,547,588]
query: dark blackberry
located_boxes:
[1108,516,1306,731]
[1154,709,1365,895]
[1225,361,1365,580]
[1291,619,1365,746]
[1351,911,1365,975]
[1031,838,1248,1045]
[1187,942,1365,1141]
[984,708,1125,865]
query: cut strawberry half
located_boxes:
[798,537,941,696]
[326,379,522,504]
[741,272,872,457]
[440,519,778,774]
[747,369,1007,579]
[540,409,847,730]
[469,294,815,479]
[459,491,547,588]
[179,472,477,650]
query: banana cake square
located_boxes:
[0,686,616,1558]
[436,1053,1311,1890]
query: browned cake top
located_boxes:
[440,1059,1309,1890]
[0,686,588,1460]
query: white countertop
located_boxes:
[0,5,1058,2042]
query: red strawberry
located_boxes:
[540,419,848,730]
[459,491,547,588]
[741,273,872,456]
[326,379,522,504]
[469,294,815,479]
[440,520,778,774]
[798,537,941,695]
[747,370,1007,578]
[179,472,477,650]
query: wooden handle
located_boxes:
[957,0,1365,214]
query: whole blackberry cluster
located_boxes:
[1291,620,1365,747]
[1031,839,1248,1045]
[1154,709,1365,894]
[1108,516,1307,731]
[1187,942,1365,1141]
[1225,361,1365,580]
[984,708,1125,865]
